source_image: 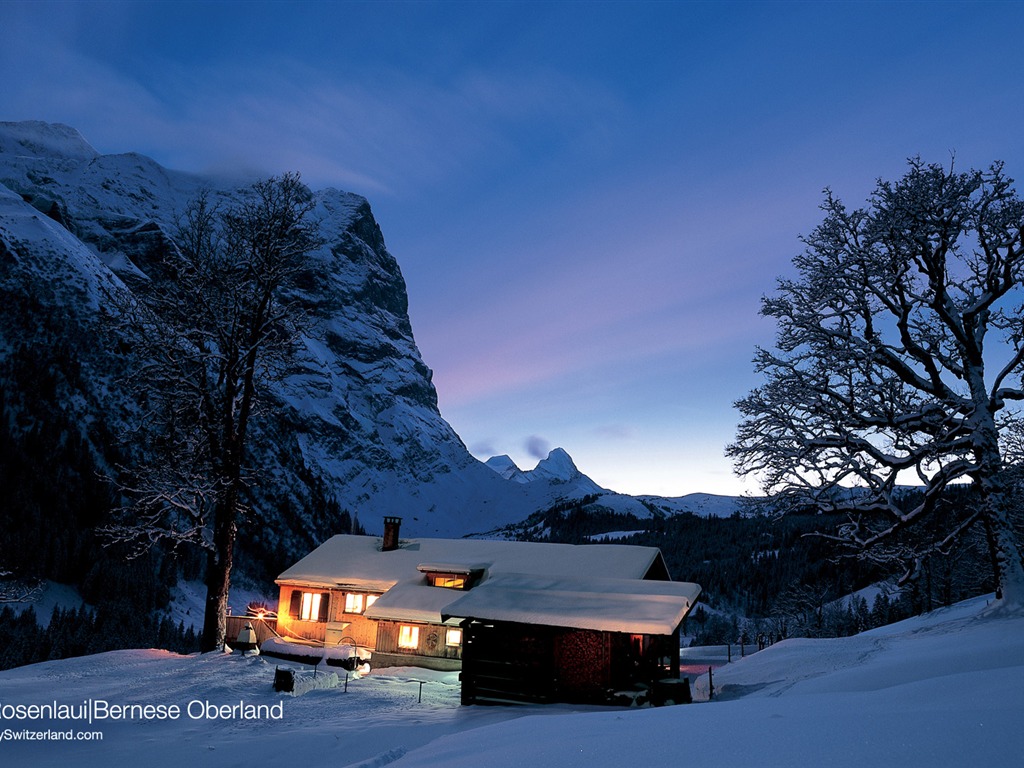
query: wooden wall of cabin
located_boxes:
[328,597,378,648]
[375,620,463,661]
[277,585,386,648]
[275,585,327,642]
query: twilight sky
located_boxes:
[3,1,1023,497]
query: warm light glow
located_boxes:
[429,574,466,589]
[345,593,365,614]
[300,592,321,621]
[446,628,462,647]
[398,625,420,649]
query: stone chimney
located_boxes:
[382,516,402,552]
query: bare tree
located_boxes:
[106,173,322,650]
[0,569,43,604]
[728,158,1024,609]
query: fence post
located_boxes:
[708,666,714,700]
[418,681,424,704]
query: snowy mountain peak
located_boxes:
[532,448,582,482]
[0,120,99,162]
[484,448,605,495]
[484,455,529,483]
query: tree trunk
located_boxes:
[984,501,1024,610]
[200,496,236,652]
[975,446,1024,610]
[971,400,1024,611]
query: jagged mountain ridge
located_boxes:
[481,449,745,524]
[484,447,602,493]
[5,122,722,571]
[0,121,745,580]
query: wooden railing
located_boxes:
[225,614,279,646]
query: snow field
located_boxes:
[0,595,1021,768]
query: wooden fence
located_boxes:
[225,615,279,646]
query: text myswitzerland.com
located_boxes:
[2,728,103,742]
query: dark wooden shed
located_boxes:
[442,573,699,706]
[458,620,681,705]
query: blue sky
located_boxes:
[3,1,1023,496]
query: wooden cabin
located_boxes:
[273,518,701,702]
[441,573,700,704]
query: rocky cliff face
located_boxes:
[0,121,587,578]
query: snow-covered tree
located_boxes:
[106,173,321,651]
[0,570,42,604]
[728,158,1024,609]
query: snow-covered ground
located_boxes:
[1,595,1021,767]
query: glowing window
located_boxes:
[344,593,365,614]
[398,625,420,649]
[366,595,378,610]
[445,628,462,647]
[428,574,466,589]
[290,590,328,622]
[300,592,321,621]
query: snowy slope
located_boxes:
[0,595,1020,767]
[636,492,746,518]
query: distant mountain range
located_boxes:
[483,449,743,521]
[0,121,742,579]
[485,448,604,491]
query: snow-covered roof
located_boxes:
[439,574,701,635]
[278,535,696,635]
[363,583,464,626]
[416,562,487,574]
[276,535,667,589]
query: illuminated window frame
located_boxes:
[344,593,364,614]
[342,593,380,615]
[428,573,466,589]
[300,592,321,621]
[398,625,420,649]
[445,628,462,647]
[289,590,329,622]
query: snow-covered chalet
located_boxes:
[272,517,701,704]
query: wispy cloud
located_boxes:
[524,435,551,461]
[0,9,624,202]
[594,424,635,442]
